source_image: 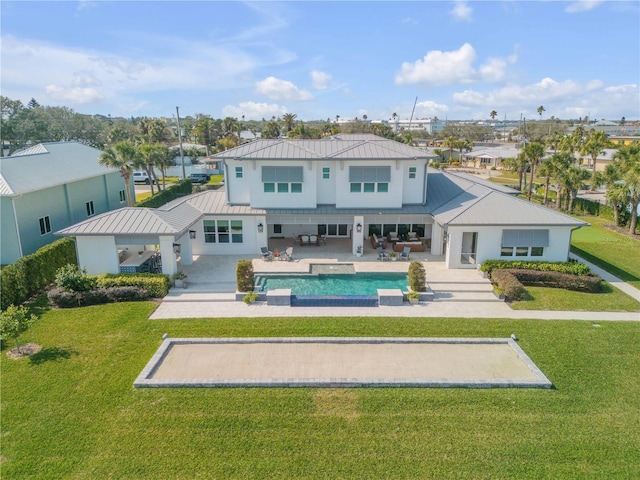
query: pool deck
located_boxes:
[150,251,639,321]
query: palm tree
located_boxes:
[282,113,297,132]
[443,136,456,163]
[490,110,497,122]
[558,164,590,211]
[614,142,640,234]
[593,164,624,226]
[547,153,573,209]
[99,141,139,206]
[523,141,545,200]
[137,143,164,194]
[537,105,545,120]
[580,130,610,173]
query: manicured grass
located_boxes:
[509,282,640,311]
[2,303,639,479]
[135,191,153,202]
[571,215,640,288]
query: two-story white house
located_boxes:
[58,134,586,274]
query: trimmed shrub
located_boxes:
[243,291,259,304]
[480,259,591,277]
[48,286,150,308]
[507,269,602,293]
[135,180,193,208]
[490,269,527,301]
[1,238,77,311]
[408,261,427,292]
[236,260,254,292]
[96,273,169,298]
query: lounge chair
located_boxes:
[399,246,411,261]
[301,235,310,246]
[260,246,273,261]
[408,232,419,241]
[282,247,294,261]
[388,231,399,242]
[377,246,388,261]
[310,234,318,245]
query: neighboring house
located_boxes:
[576,148,618,171]
[461,146,521,169]
[1,142,133,265]
[58,134,587,273]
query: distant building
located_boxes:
[0,142,133,265]
[390,118,445,135]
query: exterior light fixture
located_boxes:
[189,230,196,239]
[356,223,362,233]
[173,243,181,254]
[257,223,264,233]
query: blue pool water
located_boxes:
[255,272,408,296]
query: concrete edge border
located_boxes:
[133,337,553,389]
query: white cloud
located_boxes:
[450,1,473,22]
[452,77,639,120]
[221,101,288,121]
[310,70,331,90]
[45,85,104,103]
[255,76,314,101]
[396,43,513,86]
[415,100,450,117]
[565,1,604,13]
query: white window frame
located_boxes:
[39,215,51,236]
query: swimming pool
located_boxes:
[255,271,408,296]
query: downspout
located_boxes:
[422,161,429,205]
[12,196,24,257]
[221,159,231,204]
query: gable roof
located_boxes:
[426,170,587,227]
[212,134,438,161]
[1,142,118,196]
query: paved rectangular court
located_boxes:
[135,337,552,388]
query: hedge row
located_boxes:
[96,273,169,298]
[491,268,602,301]
[1,238,77,311]
[48,286,150,308]
[135,179,193,208]
[480,259,591,277]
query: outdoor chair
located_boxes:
[301,235,310,246]
[408,232,418,241]
[377,246,388,261]
[388,231,399,242]
[291,234,299,245]
[399,246,411,261]
[282,247,294,261]
[260,246,273,261]
[310,234,318,245]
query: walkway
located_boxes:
[569,253,640,302]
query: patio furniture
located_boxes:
[399,247,411,261]
[370,233,388,249]
[291,234,300,245]
[392,241,425,252]
[310,234,318,245]
[319,235,328,245]
[282,247,294,261]
[260,247,273,261]
[387,231,399,243]
[300,235,310,246]
[408,232,419,241]
[377,246,389,261]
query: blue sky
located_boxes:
[2,1,638,122]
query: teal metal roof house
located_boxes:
[0,142,134,265]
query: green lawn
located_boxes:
[510,282,639,311]
[2,303,639,479]
[571,215,640,288]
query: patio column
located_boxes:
[352,216,364,256]
[159,235,178,277]
[431,223,444,256]
[180,233,193,266]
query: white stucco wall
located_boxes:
[77,236,119,275]
[445,225,577,269]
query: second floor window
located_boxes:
[39,216,51,235]
[322,167,330,179]
[86,201,95,217]
[409,167,417,179]
[349,166,390,193]
[262,166,303,194]
[119,190,126,202]
[235,166,243,178]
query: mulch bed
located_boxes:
[6,343,42,359]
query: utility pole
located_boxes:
[176,106,186,180]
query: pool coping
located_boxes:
[134,337,553,389]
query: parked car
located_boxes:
[133,171,150,184]
[189,173,210,184]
